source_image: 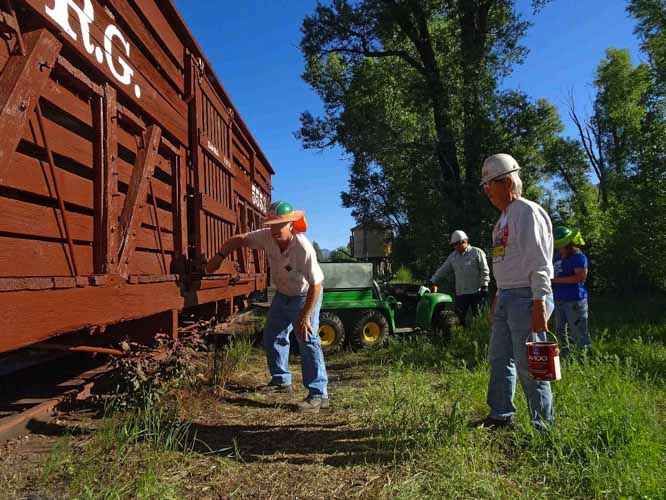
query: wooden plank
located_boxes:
[128,249,173,276]
[0,236,93,277]
[200,76,231,126]
[42,77,93,128]
[1,151,93,209]
[0,196,93,242]
[173,146,187,260]
[116,160,173,208]
[104,0,184,94]
[117,124,161,277]
[133,0,185,67]
[0,277,263,353]
[21,111,94,169]
[93,84,120,273]
[199,193,235,224]
[22,0,188,144]
[199,129,232,172]
[137,226,174,252]
[0,280,180,352]
[232,176,252,203]
[0,29,62,184]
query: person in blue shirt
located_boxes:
[551,226,591,355]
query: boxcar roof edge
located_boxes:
[161,0,276,176]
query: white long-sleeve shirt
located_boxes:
[430,245,490,296]
[491,198,553,299]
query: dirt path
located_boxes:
[177,352,398,498]
[0,350,401,499]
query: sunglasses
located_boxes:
[482,177,508,190]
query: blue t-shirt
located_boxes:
[553,251,588,302]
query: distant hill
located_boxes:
[321,248,331,259]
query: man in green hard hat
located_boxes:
[551,226,591,355]
[206,200,329,413]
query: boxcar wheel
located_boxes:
[432,310,459,343]
[350,310,389,350]
[318,312,346,354]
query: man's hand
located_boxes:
[479,286,488,298]
[531,299,548,333]
[296,313,313,342]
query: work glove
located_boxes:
[479,287,488,298]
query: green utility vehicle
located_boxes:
[317,263,459,353]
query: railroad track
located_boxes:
[0,353,114,444]
[0,310,262,445]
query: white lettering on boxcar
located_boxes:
[207,140,220,158]
[45,0,142,99]
[252,184,267,213]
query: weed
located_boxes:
[393,266,416,283]
[207,335,254,389]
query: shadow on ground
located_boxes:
[189,419,400,467]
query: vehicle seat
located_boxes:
[372,280,383,301]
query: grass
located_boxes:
[26,296,666,499]
[359,296,666,498]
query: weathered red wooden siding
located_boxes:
[0,0,273,353]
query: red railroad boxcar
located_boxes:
[0,0,273,353]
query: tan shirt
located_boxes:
[245,229,324,296]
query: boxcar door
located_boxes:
[189,61,235,273]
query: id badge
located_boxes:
[492,246,505,258]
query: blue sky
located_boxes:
[174,0,642,250]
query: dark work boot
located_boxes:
[296,397,330,413]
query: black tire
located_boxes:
[350,310,389,350]
[432,309,460,343]
[318,312,346,354]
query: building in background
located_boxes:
[350,223,393,277]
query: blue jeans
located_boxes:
[263,291,328,399]
[487,288,554,430]
[555,298,590,354]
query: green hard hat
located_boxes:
[268,200,295,216]
[554,226,585,249]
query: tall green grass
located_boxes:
[362,297,666,498]
[43,395,196,499]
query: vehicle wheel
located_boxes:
[350,311,389,350]
[432,309,459,343]
[318,312,346,354]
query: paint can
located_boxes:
[526,332,561,381]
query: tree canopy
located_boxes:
[299,0,666,292]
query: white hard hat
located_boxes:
[480,153,521,186]
[450,230,468,245]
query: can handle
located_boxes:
[526,330,558,344]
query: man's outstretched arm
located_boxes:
[205,233,249,274]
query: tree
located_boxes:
[628,0,666,87]
[298,0,561,273]
[329,245,355,262]
[552,14,666,292]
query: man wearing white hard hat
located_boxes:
[477,153,555,431]
[430,230,490,327]
[206,200,329,413]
